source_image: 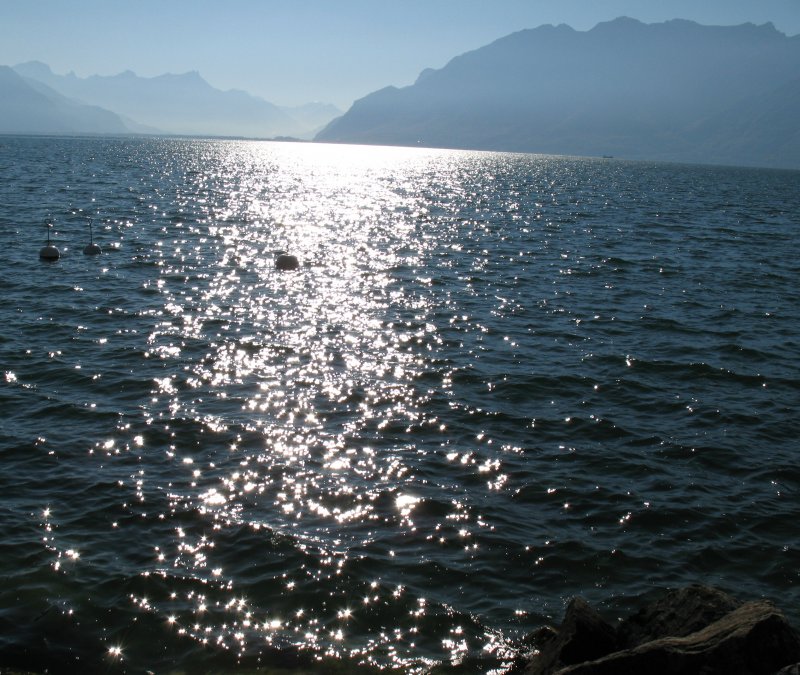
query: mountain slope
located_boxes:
[279,102,344,137]
[0,65,129,134]
[684,75,800,169]
[14,62,339,139]
[316,18,800,168]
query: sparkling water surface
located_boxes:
[1,136,799,673]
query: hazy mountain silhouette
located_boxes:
[316,18,800,169]
[279,102,345,137]
[0,65,130,135]
[13,62,341,139]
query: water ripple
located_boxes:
[0,137,798,672]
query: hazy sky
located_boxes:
[1,0,798,109]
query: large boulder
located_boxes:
[617,583,741,648]
[524,597,618,674]
[558,600,800,675]
[521,586,800,675]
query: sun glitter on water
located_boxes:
[12,136,797,674]
[125,141,497,671]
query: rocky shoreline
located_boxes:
[3,585,798,673]
[514,584,800,675]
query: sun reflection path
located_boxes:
[105,142,521,672]
[22,138,800,672]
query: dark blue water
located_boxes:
[1,135,799,673]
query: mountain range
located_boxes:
[316,17,800,169]
[0,65,130,135]
[2,62,341,139]
[1,18,799,168]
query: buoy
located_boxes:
[276,253,299,271]
[83,217,101,255]
[39,220,60,261]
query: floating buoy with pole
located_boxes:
[83,217,102,255]
[39,219,60,261]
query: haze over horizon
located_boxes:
[1,0,799,110]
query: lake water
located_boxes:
[1,136,798,673]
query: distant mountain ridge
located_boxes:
[6,62,341,139]
[0,65,130,135]
[316,17,800,169]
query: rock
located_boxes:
[522,625,558,648]
[520,587,800,675]
[557,600,800,675]
[617,583,741,648]
[524,598,618,675]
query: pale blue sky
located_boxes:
[1,0,798,109]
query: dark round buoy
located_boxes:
[39,220,60,261]
[39,244,60,260]
[83,217,101,255]
[276,254,299,271]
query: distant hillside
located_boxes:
[316,18,800,169]
[0,65,129,135]
[13,62,341,139]
[278,102,344,138]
